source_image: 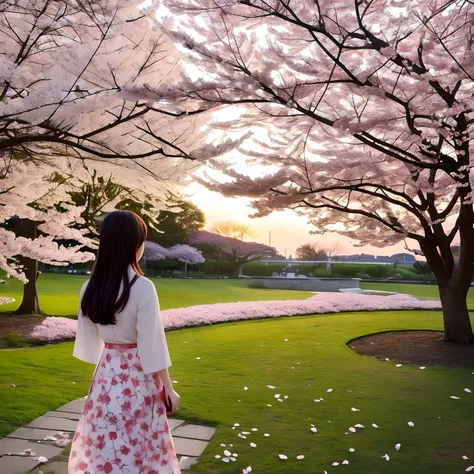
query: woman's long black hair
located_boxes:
[81,210,147,325]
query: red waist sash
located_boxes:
[104,342,137,350]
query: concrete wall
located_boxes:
[256,278,360,292]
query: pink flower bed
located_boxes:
[30,292,441,342]
[30,317,78,342]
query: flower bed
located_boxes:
[30,292,441,342]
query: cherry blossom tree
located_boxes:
[168,244,205,275]
[143,241,204,275]
[1,0,252,312]
[0,0,247,163]
[1,154,178,313]
[190,230,277,276]
[144,241,170,261]
[143,0,474,343]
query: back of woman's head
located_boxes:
[81,210,147,324]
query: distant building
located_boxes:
[388,253,416,264]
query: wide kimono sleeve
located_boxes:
[73,282,104,365]
[136,278,172,375]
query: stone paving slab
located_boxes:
[173,437,209,457]
[55,399,85,414]
[7,427,69,441]
[168,418,186,430]
[0,437,62,458]
[45,410,81,421]
[172,424,216,441]
[0,455,44,474]
[26,415,78,432]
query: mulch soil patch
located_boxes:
[349,330,474,367]
[0,315,43,340]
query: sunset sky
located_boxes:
[187,182,409,258]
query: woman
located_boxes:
[69,210,181,474]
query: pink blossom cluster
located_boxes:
[144,242,205,264]
[0,296,14,306]
[30,317,78,342]
[29,292,441,342]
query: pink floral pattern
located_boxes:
[68,346,180,474]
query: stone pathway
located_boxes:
[1,398,215,473]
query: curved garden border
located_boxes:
[30,292,441,342]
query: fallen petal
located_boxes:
[395,443,401,451]
[349,448,355,453]
[342,460,349,465]
[38,456,48,463]
[466,467,474,472]
[464,388,472,393]
[408,421,415,427]
[372,423,379,428]
[279,454,288,460]
[311,427,318,433]
[250,442,257,448]
[382,454,390,461]
[297,455,305,460]
[351,407,360,412]
[332,462,340,466]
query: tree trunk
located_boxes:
[231,262,243,277]
[14,219,41,314]
[215,250,221,274]
[438,283,474,344]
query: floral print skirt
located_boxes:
[68,343,181,474]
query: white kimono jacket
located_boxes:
[73,267,171,375]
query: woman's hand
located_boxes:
[167,389,180,413]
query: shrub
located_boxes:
[387,273,404,280]
[247,281,267,289]
[332,264,393,279]
[413,262,432,275]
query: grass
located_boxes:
[362,281,474,309]
[1,275,474,472]
[0,273,310,316]
[1,310,473,473]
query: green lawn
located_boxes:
[0,273,310,316]
[1,310,473,473]
[362,281,474,309]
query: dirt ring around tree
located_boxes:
[348,330,474,367]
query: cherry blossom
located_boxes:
[140,0,474,343]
